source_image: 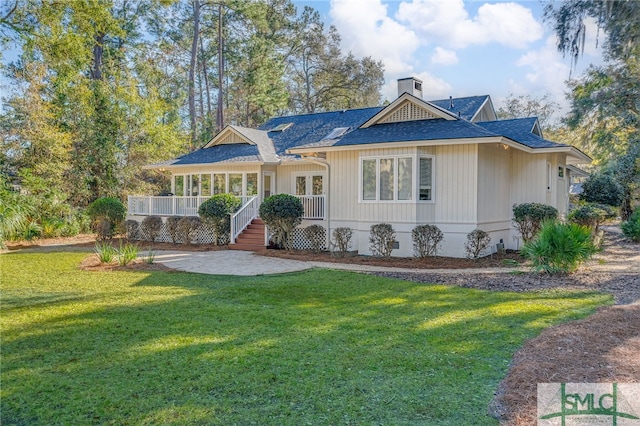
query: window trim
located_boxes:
[173,172,259,197]
[358,155,435,203]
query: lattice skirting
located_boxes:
[130,218,229,245]
[266,226,327,250]
[129,217,326,249]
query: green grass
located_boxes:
[1,251,611,425]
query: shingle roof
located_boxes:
[158,143,264,166]
[478,118,569,149]
[429,95,490,121]
[332,118,498,147]
[258,107,384,155]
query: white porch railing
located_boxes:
[128,194,325,220]
[230,196,258,244]
[296,195,325,220]
[128,195,253,217]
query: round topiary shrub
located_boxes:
[581,173,624,207]
[465,229,491,259]
[512,203,558,243]
[568,203,613,233]
[198,194,242,245]
[259,194,304,250]
[177,216,201,244]
[86,197,126,240]
[303,224,326,253]
[411,224,443,257]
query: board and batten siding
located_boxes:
[509,150,548,206]
[434,144,478,224]
[477,144,511,224]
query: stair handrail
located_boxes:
[230,196,258,244]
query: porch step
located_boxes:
[229,218,265,251]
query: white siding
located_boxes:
[510,150,547,206]
[478,144,511,224]
[434,144,478,224]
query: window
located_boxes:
[558,166,565,178]
[229,173,243,196]
[246,173,258,196]
[419,157,432,201]
[201,174,211,196]
[213,173,226,194]
[174,176,184,196]
[361,156,423,202]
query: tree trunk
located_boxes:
[92,33,105,80]
[200,37,212,135]
[216,2,224,131]
[188,0,200,151]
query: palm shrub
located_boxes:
[303,224,326,253]
[465,229,491,259]
[521,221,599,274]
[198,194,241,245]
[140,216,163,242]
[369,223,396,257]
[177,216,201,244]
[166,216,181,244]
[331,227,353,257]
[0,186,35,247]
[259,194,304,250]
[621,209,640,242]
[86,197,126,240]
[512,203,558,243]
[412,224,443,257]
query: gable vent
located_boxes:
[380,103,438,124]
[270,122,293,132]
[323,127,349,139]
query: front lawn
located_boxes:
[1,251,610,425]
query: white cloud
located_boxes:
[431,47,458,65]
[329,0,419,74]
[514,36,572,111]
[396,0,543,49]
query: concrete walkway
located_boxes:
[150,249,524,276]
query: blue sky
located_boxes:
[293,0,604,117]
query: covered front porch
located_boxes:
[127,194,325,220]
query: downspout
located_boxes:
[301,155,331,250]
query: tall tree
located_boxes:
[545,0,640,218]
[496,93,560,131]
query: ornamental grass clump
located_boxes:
[116,242,138,266]
[95,242,116,263]
[521,221,599,274]
[259,194,303,250]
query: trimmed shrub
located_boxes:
[304,224,326,253]
[166,216,182,244]
[177,216,201,244]
[411,224,443,257]
[369,223,396,258]
[198,194,241,245]
[124,219,140,240]
[581,173,624,207]
[521,221,599,274]
[86,197,126,240]
[512,203,558,243]
[140,216,163,242]
[331,227,353,256]
[259,194,304,250]
[621,209,640,242]
[568,203,611,233]
[465,229,491,259]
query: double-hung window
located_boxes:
[360,155,433,202]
